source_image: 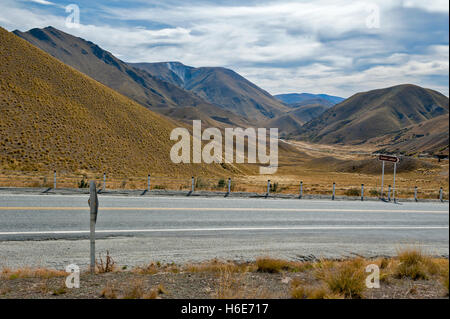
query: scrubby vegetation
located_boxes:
[1,250,448,299]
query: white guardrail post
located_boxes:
[267,180,271,196]
[89,181,98,275]
[414,186,418,202]
[361,184,364,201]
[332,182,335,200]
[191,177,195,193]
[440,187,443,202]
[102,173,106,192]
[387,185,391,201]
[147,174,151,192]
[53,170,57,189]
[299,181,303,199]
[228,178,231,194]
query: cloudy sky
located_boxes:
[0,0,448,97]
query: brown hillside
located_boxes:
[371,114,449,155]
[13,27,247,128]
[0,27,248,176]
[131,62,290,124]
[298,84,449,145]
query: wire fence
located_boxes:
[0,172,447,201]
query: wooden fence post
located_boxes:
[89,181,98,275]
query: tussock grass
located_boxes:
[214,268,272,299]
[186,259,255,274]
[122,279,145,299]
[394,248,430,280]
[51,285,67,296]
[1,267,66,280]
[255,257,310,273]
[100,284,118,299]
[120,280,166,299]
[290,278,343,299]
[315,259,366,299]
[133,262,179,275]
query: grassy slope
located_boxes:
[13,27,247,128]
[0,27,248,176]
[371,114,449,155]
[298,84,449,147]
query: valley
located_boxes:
[0,26,448,200]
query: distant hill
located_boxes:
[265,104,331,138]
[288,104,331,123]
[13,27,246,128]
[371,114,449,156]
[131,62,290,124]
[298,84,449,145]
[275,93,344,107]
[0,27,245,176]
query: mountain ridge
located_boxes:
[130,61,290,123]
[13,27,248,128]
[297,84,449,154]
[1,26,247,176]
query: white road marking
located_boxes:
[0,226,447,236]
[0,207,447,214]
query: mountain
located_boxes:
[131,62,290,124]
[265,114,304,138]
[0,27,244,176]
[298,84,449,145]
[370,114,449,155]
[13,27,247,128]
[267,93,342,133]
[288,104,331,123]
[265,104,331,138]
[275,93,344,107]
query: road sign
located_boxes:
[378,155,399,163]
[378,155,399,202]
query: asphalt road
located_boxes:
[0,194,448,269]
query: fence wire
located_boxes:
[0,173,447,200]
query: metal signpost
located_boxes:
[89,181,99,274]
[378,155,399,201]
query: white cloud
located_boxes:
[29,0,55,6]
[0,0,448,96]
[402,0,449,13]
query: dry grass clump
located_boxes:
[96,250,116,274]
[214,268,272,299]
[100,284,118,299]
[1,267,66,280]
[290,278,343,299]
[315,259,366,299]
[133,261,179,275]
[51,285,67,296]
[393,248,434,280]
[120,279,167,299]
[255,257,310,273]
[121,279,146,299]
[186,259,255,274]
